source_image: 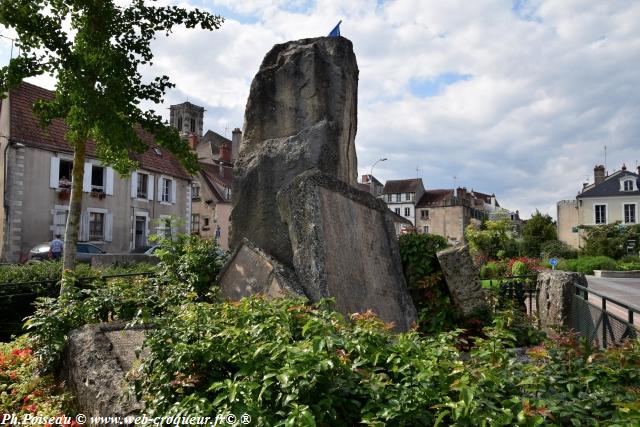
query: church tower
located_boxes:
[169,102,204,138]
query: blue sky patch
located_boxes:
[511,0,542,22]
[409,72,472,98]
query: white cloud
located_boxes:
[4,0,640,218]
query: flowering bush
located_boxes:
[0,336,74,421]
[507,257,542,276]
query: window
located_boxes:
[191,214,200,234]
[405,193,411,201]
[421,209,429,219]
[203,217,210,228]
[52,208,68,238]
[422,226,429,234]
[394,208,400,215]
[624,204,636,223]
[59,160,73,187]
[162,178,172,202]
[91,165,104,191]
[395,193,401,202]
[137,173,148,199]
[623,180,634,191]
[386,194,391,202]
[404,207,411,217]
[89,212,104,241]
[192,183,200,200]
[595,204,607,224]
[177,117,183,132]
[190,117,196,133]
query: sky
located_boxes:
[1,0,639,219]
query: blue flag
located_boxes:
[328,20,342,37]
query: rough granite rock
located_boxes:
[277,169,417,331]
[537,270,587,331]
[62,322,151,422]
[230,36,359,263]
[219,238,305,301]
[436,245,489,317]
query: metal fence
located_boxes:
[482,275,539,317]
[0,272,154,341]
[572,284,639,349]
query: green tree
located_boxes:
[582,222,640,259]
[0,0,223,291]
[465,219,519,259]
[522,210,557,257]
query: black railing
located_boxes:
[573,284,639,349]
[482,274,539,317]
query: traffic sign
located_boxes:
[549,258,558,270]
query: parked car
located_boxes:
[28,242,106,263]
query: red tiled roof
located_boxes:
[382,178,424,194]
[8,81,190,180]
[416,189,453,207]
[198,161,233,203]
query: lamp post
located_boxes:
[370,158,387,177]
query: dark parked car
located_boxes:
[28,242,106,262]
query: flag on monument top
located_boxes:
[328,20,342,37]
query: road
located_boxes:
[585,276,640,327]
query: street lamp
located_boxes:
[370,158,387,177]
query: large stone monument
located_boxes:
[223,37,416,330]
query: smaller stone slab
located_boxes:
[436,245,489,317]
[63,322,151,420]
[219,239,305,301]
[277,170,416,331]
[537,270,587,331]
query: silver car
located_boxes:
[28,242,106,262]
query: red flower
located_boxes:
[22,403,37,413]
[9,371,17,380]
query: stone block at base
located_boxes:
[436,245,489,317]
[219,239,305,301]
[62,322,151,422]
[537,270,587,331]
[277,170,416,331]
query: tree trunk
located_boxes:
[60,139,87,295]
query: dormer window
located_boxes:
[623,180,634,191]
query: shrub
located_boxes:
[557,256,618,275]
[465,219,520,260]
[581,223,640,259]
[24,235,226,372]
[0,335,73,417]
[136,296,640,426]
[522,211,557,257]
[540,240,578,259]
[511,260,528,276]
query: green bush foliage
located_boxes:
[582,223,640,259]
[540,240,578,259]
[465,219,519,260]
[136,297,640,426]
[24,235,226,372]
[397,233,460,333]
[522,211,557,257]
[479,261,509,279]
[510,260,528,276]
[557,256,618,275]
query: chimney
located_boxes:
[219,142,231,163]
[231,128,242,162]
[362,174,370,183]
[621,163,627,171]
[594,165,605,185]
[490,194,496,206]
[188,133,198,150]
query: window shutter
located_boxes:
[148,175,154,201]
[130,171,138,198]
[105,167,114,195]
[50,157,60,188]
[104,213,113,242]
[79,211,90,241]
[157,177,163,201]
[171,179,176,204]
[83,163,92,192]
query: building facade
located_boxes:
[558,164,640,249]
[0,82,192,262]
[415,188,485,244]
[381,178,425,227]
